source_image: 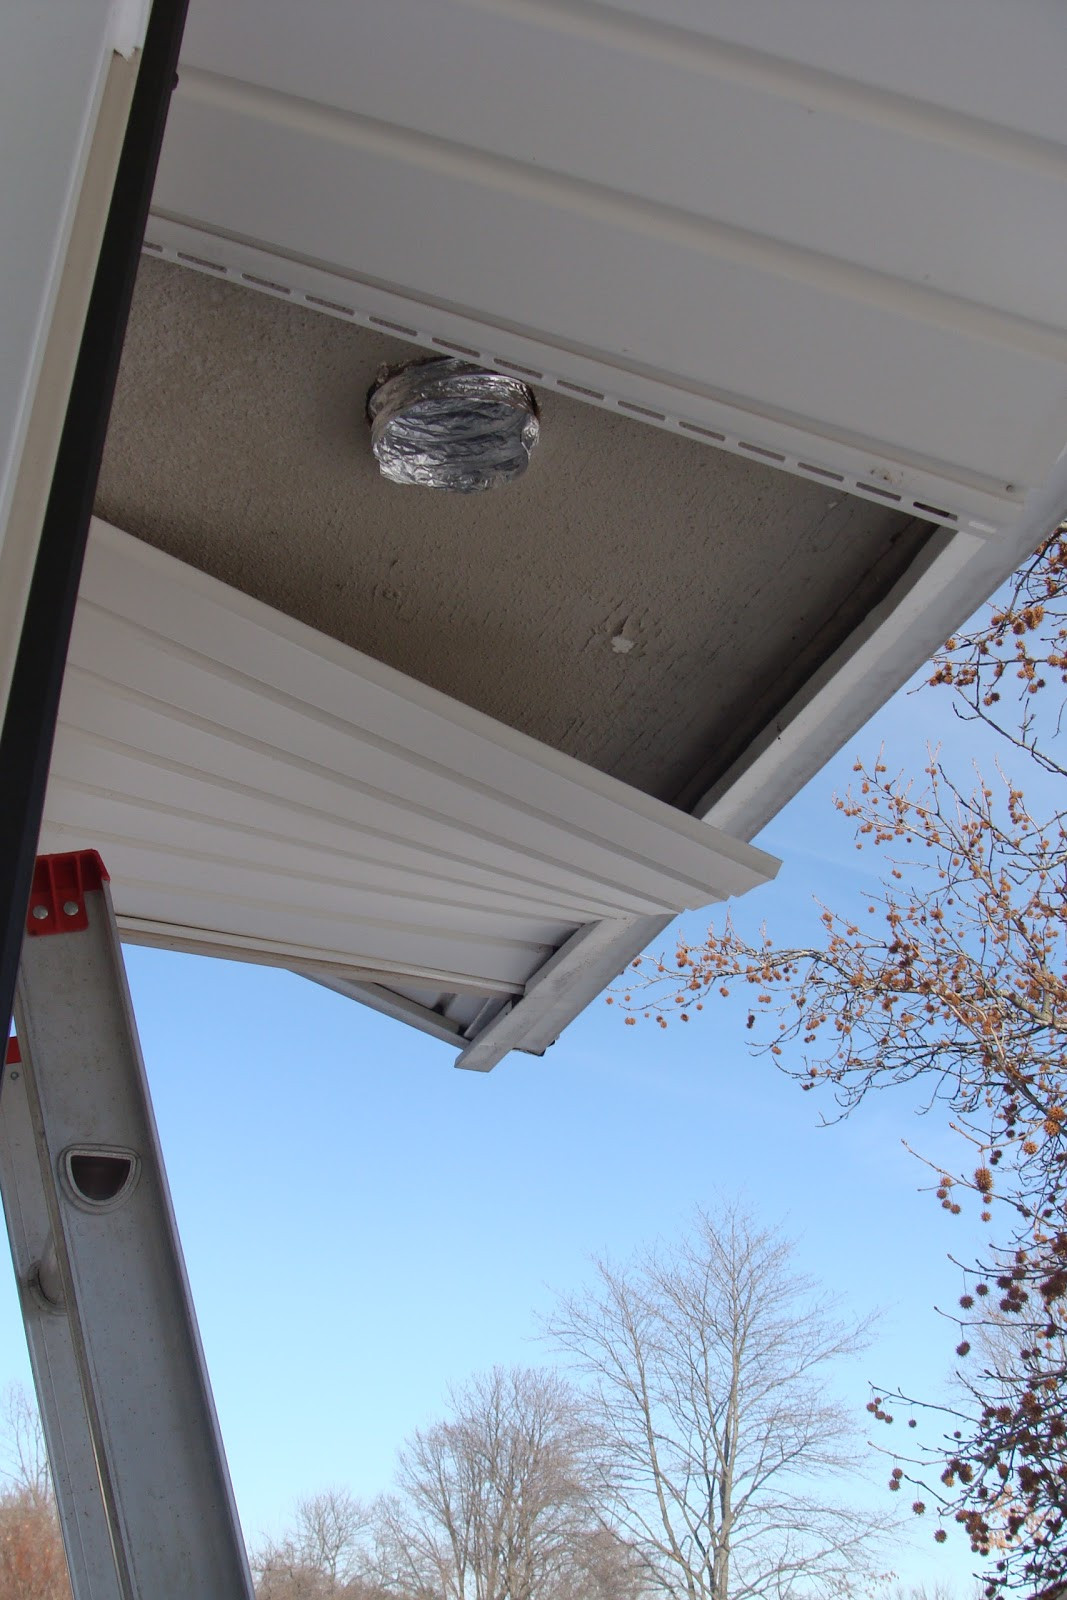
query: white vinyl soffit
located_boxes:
[147,0,1067,537]
[41,521,777,1005]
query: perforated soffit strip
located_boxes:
[141,231,1003,538]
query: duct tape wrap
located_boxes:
[367,359,539,492]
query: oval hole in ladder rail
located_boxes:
[64,1149,138,1209]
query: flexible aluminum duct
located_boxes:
[367,358,539,492]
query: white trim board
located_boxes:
[0,10,140,720]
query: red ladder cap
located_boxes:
[26,851,109,937]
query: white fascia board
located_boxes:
[454,914,672,1073]
[0,9,139,718]
[111,0,150,57]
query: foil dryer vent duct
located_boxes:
[367,358,540,492]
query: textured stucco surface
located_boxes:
[96,258,932,805]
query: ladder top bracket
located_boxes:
[26,851,109,938]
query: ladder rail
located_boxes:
[1,851,253,1600]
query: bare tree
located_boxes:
[894,1589,963,1600]
[613,530,1067,1591]
[378,1367,641,1600]
[548,1207,891,1600]
[875,1588,990,1600]
[255,1489,372,1600]
[551,1523,649,1600]
[0,1386,53,1516]
[0,1384,70,1600]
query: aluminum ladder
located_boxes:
[1,850,253,1599]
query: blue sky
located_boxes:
[1,656,1009,1594]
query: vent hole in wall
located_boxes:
[857,482,902,502]
[558,380,605,400]
[306,295,355,316]
[241,273,291,295]
[493,359,544,380]
[370,316,418,337]
[913,501,955,521]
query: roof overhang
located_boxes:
[41,520,777,1066]
[12,0,1067,1069]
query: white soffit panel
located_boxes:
[40,521,776,1004]
[147,0,1067,537]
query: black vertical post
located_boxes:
[0,0,189,1047]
